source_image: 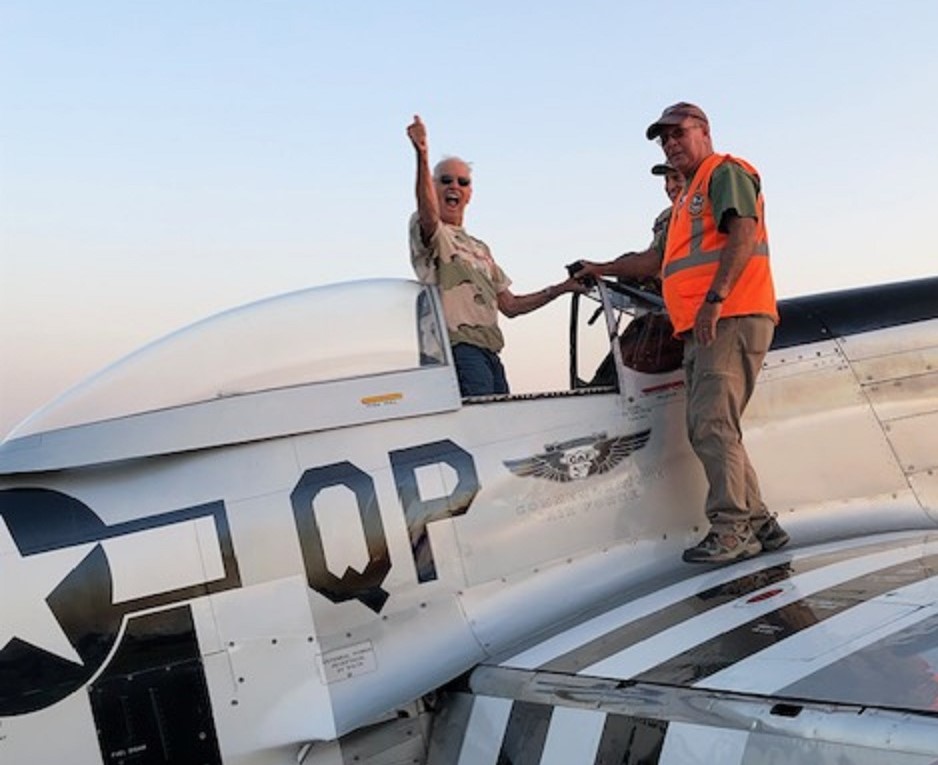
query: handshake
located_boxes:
[565,260,596,286]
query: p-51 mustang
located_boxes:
[1,273,936,764]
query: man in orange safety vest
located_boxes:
[575,102,789,563]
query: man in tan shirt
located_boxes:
[407,114,583,396]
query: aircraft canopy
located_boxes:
[10,279,446,438]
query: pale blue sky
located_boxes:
[2,1,936,438]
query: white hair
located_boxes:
[433,155,473,180]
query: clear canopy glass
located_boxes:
[12,279,445,437]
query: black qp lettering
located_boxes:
[389,440,480,583]
[291,462,390,613]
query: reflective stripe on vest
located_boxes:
[663,237,770,278]
[661,153,778,334]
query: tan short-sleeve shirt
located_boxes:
[409,213,511,352]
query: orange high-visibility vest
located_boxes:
[662,153,778,334]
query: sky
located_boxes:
[2,1,936,440]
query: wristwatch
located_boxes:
[705,290,725,304]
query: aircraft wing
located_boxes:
[429,531,938,764]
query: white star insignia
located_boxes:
[0,515,95,665]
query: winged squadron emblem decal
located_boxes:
[503,429,651,482]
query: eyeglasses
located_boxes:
[657,123,700,146]
[438,174,471,187]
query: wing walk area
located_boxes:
[437,531,938,765]
[627,548,938,687]
[505,532,934,674]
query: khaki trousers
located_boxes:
[682,315,774,531]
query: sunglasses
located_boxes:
[438,174,471,187]
[657,123,700,145]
